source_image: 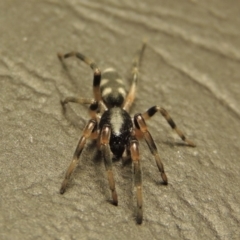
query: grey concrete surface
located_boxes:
[0,0,240,239]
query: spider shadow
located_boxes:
[162,140,191,148]
[58,54,81,90]
[59,58,92,129]
[61,101,89,130]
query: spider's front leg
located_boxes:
[134,114,168,184]
[129,137,143,224]
[60,119,97,194]
[100,125,118,206]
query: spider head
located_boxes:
[110,135,125,158]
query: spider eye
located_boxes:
[110,137,125,158]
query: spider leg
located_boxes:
[61,96,107,119]
[134,114,168,184]
[100,124,118,206]
[61,97,94,106]
[58,52,102,102]
[142,106,196,147]
[60,119,97,194]
[129,137,143,224]
[123,41,146,112]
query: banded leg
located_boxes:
[142,106,196,147]
[134,114,168,184]
[130,138,143,224]
[60,119,97,194]
[61,97,107,119]
[61,97,94,106]
[58,52,102,102]
[123,41,146,112]
[100,125,118,206]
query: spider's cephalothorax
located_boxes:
[99,106,133,158]
[58,42,196,224]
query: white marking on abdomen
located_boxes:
[102,87,112,96]
[103,68,115,73]
[118,87,126,97]
[100,79,109,86]
[116,78,124,84]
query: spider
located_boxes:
[58,42,196,224]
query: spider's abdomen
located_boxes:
[100,68,127,108]
[99,107,133,158]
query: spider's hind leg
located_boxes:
[58,51,102,102]
[123,41,146,112]
[61,97,94,106]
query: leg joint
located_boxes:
[134,114,147,132]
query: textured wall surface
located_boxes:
[0,0,240,239]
